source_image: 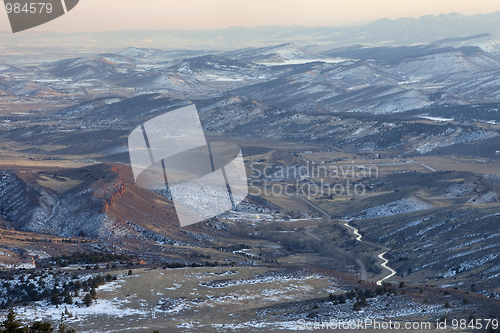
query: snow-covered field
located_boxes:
[0,267,346,332]
[2,265,470,332]
[347,196,434,220]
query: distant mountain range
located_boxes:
[4,33,500,112]
[2,11,500,53]
[3,32,498,153]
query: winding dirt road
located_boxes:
[341,221,397,285]
[296,196,397,285]
[376,251,397,285]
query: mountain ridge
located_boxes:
[3,11,500,53]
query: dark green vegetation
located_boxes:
[0,308,75,333]
[0,269,115,309]
[46,252,133,267]
[329,287,394,310]
[0,308,166,333]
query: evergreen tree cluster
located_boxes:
[328,285,399,311]
[45,252,133,268]
[1,271,116,309]
[0,308,166,332]
[0,309,75,333]
[163,261,220,269]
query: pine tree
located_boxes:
[64,294,73,305]
[2,308,23,333]
[83,293,92,307]
[30,321,54,332]
[51,292,61,305]
[58,314,76,333]
[352,301,361,311]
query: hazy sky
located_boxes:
[1,0,500,33]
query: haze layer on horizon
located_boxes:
[0,0,499,33]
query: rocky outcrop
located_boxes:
[0,171,117,239]
[98,174,127,213]
[0,173,51,232]
[0,165,193,246]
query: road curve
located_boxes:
[376,251,397,286]
[341,221,397,285]
[343,223,362,241]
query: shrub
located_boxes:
[83,293,92,307]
